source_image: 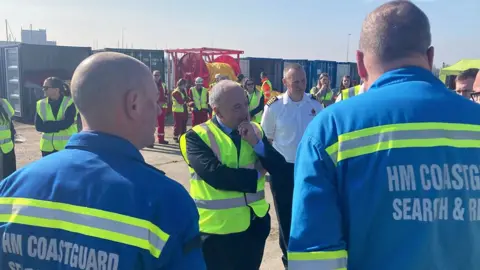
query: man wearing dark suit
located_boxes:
[179,80,288,270]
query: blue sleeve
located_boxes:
[253,139,265,157]
[155,180,206,270]
[289,136,346,253]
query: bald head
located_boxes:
[359,0,431,63]
[71,52,152,120]
[209,80,249,129]
[71,52,159,148]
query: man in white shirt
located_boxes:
[261,63,323,269]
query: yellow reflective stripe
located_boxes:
[327,122,480,164]
[288,250,347,270]
[0,198,169,258]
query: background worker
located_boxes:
[473,71,480,103]
[289,2,480,269]
[454,68,479,99]
[188,77,209,126]
[260,72,272,104]
[35,77,78,157]
[179,80,287,270]
[153,70,169,145]
[209,73,222,89]
[172,78,189,142]
[335,81,365,102]
[338,75,353,92]
[237,73,245,85]
[0,98,17,179]
[0,52,206,270]
[244,77,264,124]
[261,63,323,269]
[310,72,336,107]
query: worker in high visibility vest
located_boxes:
[335,83,365,102]
[236,73,245,86]
[260,72,272,104]
[243,77,264,123]
[35,77,78,157]
[310,72,337,107]
[188,77,209,126]
[289,2,480,269]
[0,52,206,270]
[172,78,189,142]
[179,80,287,270]
[153,70,169,145]
[0,98,17,179]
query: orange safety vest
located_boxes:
[261,78,272,104]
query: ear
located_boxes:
[356,50,367,79]
[124,89,140,120]
[213,107,221,118]
[426,46,435,71]
[282,78,287,86]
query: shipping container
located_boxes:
[94,48,165,80]
[282,59,310,91]
[308,60,337,91]
[241,57,284,92]
[239,59,250,80]
[0,44,92,123]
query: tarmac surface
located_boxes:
[13,118,284,270]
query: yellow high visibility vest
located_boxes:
[248,90,263,124]
[171,88,186,113]
[36,96,78,152]
[161,83,168,109]
[0,99,15,154]
[341,85,362,100]
[179,120,269,234]
[190,87,208,110]
[310,87,333,101]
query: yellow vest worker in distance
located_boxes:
[0,52,206,270]
[335,84,365,102]
[179,80,288,270]
[260,72,273,104]
[35,77,78,157]
[243,78,265,123]
[188,77,209,126]
[0,98,17,179]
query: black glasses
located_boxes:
[42,86,53,91]
[471,92,480,102]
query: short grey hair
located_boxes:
[209,80,237,108]
[359,0,431,63]
[283,63,304,78]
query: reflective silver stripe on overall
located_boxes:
[0,203,166,252]
[0,125,9,131]
[41,134,71,141]
[289,257,348,270]
[194,190,265,210]
[348,86,356,97]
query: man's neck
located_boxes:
[288,91,303,102]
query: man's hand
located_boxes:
[188,101,195,108]
[255,160,267,177]
[238,121,259,146]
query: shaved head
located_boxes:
[71,52,159,148]
[357,0,434,89]
[359,0,431,63]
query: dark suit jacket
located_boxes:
[184,119,288,194]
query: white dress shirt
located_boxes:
[261,92,323,163]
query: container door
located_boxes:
[4,47,21,117]
[240,59,250,80]
[336,63,351,89]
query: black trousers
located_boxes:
[1,149,16,179]
[41,150,58,157]
[269,162,295,268]
[202,212,271,270]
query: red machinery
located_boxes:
[165,47,244,88]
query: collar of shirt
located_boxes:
[283,92,308,105]
[368,66,443,93]
[215,117,233,134]
[66,131,145,162]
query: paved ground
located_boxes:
[13,119,284,270]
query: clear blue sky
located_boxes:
[1,0,479,66]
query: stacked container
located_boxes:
[240,57,284,91]
[94,48,165,80]
[308,60,338,91]
[0,44,92,123]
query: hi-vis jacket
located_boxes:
[289,67,480,270]
[0,132,206,270]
